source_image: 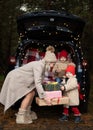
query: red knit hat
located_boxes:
[59,50,68,59]
[66,65,75,75]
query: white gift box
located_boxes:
[36,96,69,106]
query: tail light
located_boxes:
[9,56,16,64]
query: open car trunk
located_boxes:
[11,10,89,113]
[17,10,85,41]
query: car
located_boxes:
[9,10,89,113]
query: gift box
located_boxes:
[43,82,61,91]
[45,90,62,99]
[35,97,69,106]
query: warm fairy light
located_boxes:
[82,60,87,66]
[83,81,86,84]
[66,24,68,27]
[82,88,85,90]
[50,18,54,22]
[64,23,66,25]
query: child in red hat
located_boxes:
[52,50,74,83]
[59,50,68,59]
[59,65,81,123]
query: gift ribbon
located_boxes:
[57,97,60,104]
[50,97,61,105]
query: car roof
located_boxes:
[17,10,85,41]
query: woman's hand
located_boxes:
[44,97,52,106]
[61,86,65,91]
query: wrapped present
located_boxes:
[36,97,69,106]
[43,81,61,91]
[45,90,62,99]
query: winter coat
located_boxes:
[0,59,46,112]
[52,61,70,78]
[63,75,79,106]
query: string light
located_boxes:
[49,33,51,35]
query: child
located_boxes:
[52,50,74,83]
[59,65,81,123]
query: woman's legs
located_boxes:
[16,90,35,124]
[20,90,35,109]
[22,90,38,120]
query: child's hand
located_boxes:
[61,86,65,90]
[63,75,66,78]
[56,68,61,73]
[44,97,52,106]
[62,78,66,84]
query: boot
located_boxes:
[74,116,81,123]
[16,108,33,124]
[27,106,38,120]
[59,115,68,121]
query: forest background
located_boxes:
[0,2,93,129]
[0,0,93,75]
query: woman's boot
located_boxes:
[16,108,33,124]
[27,106,38,120]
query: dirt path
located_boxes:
[0,104,93,130]
[0,76,93,130]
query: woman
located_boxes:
[0,45,57,124]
